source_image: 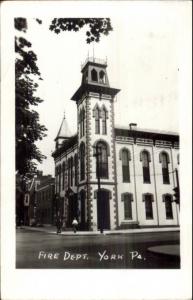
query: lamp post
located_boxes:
[93,145,103,233]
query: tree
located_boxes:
[15,18,47,176]
[49,18,113,43]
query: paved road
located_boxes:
[16,229,180,269]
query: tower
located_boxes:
[71,57,120,230]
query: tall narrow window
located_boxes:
[101,106,108,135]
[140,150,151,183]
[121,149,131,182]
[68,159,71,187]
[163,194,173,219]
[58,165,61,193]
[79,109,82,138]
[95,106,100,134]
[82,107,85,137]
[80,143,85,181]
[143,194,154,219]
[97,141,109,179]
[91,69,98,82]
[70,157,73,187]
[74,154,78,186]
[62,162,65,190]
[55,167,58,193]
[122,193,133,219]
[160,152,170,184]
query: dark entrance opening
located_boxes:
[97,190,110,230]
[67,193,78,227]
[79,190,86,230]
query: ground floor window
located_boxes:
[163,194,173,219]
[143,193,154,219]
[122,193,133,219]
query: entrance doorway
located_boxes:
[97,189,110,230]
[67,194,78,227]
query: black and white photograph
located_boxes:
[1,1,192,299]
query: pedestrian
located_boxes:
[56,217,62,234]
[72,218,78,233]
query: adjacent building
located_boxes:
[52,57,180,231]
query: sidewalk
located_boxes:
[148,244,180,257]
[19,225,180,236]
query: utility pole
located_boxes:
[93,145,103,233]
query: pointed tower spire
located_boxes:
[55,110,72,149]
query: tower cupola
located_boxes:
[55,112,72,149]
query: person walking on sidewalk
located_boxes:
[72,218,78,233]
[56,217,62,234]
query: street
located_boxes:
[16,229,180,269]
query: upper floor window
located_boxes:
[177,153,180,165]
[101,106,108,135]
[163,194,173,219]
[99,70,106,84]
[74,154,78,186]
[93,105,100,134]
[120,148,131,182]
[91,68,98,82]
[140,150,151,183]
[79,142,85,181]
[70,157,73,187]
[96,141,109,179]
[121,193,133,219]
[143,193,154,219]
[58,165,61,192]
[62,162,65,190]
[67,159,71,187]
[159,152,170,184]
[79,108,85,138]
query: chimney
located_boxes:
[129,123,137,130]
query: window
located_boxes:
[91,68,98,82]
[140,150,151,183]
[96,141,109,179]
[101,106,108,135]
[74,154,78,186]
[143,194,154,219]
[99,70,106,84]
[160,152,170,184]
[94,106,100,134]
[80,143,85,181]
[122,193,133,219]
[68,159,71,187]
[58,165,61,192]
[79,108,85,138]
[177,153,180,165]
[163,194,173,219]
[70,157,73,187]
[62,162,65,190]
[121,149,131,182]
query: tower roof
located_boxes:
[55,112,72,141]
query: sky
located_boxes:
[22,4,185,176]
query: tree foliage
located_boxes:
[15,18,47,176]
[49,18,113,43]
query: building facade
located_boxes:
[52,57,180,231]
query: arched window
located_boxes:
[163,194,173,219]
[55,167,58,193]
[101,106,108,135]
[79,109,82,137]
[96,141,109,179]
[159,152,170,184]
[140,150,151,183]
[70,157,73,187]
[79,142,85,181]
[143,193,154,219]
[93,105,100,134]
[74,154,78,186]
[120,148,131,182]
[99,70,106,84]
[177,153,180,165]
[121,193,133,219]
[91,68,98,82]
[58,165,61,192]
[68,158,71,187]
[62,162,65,190]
